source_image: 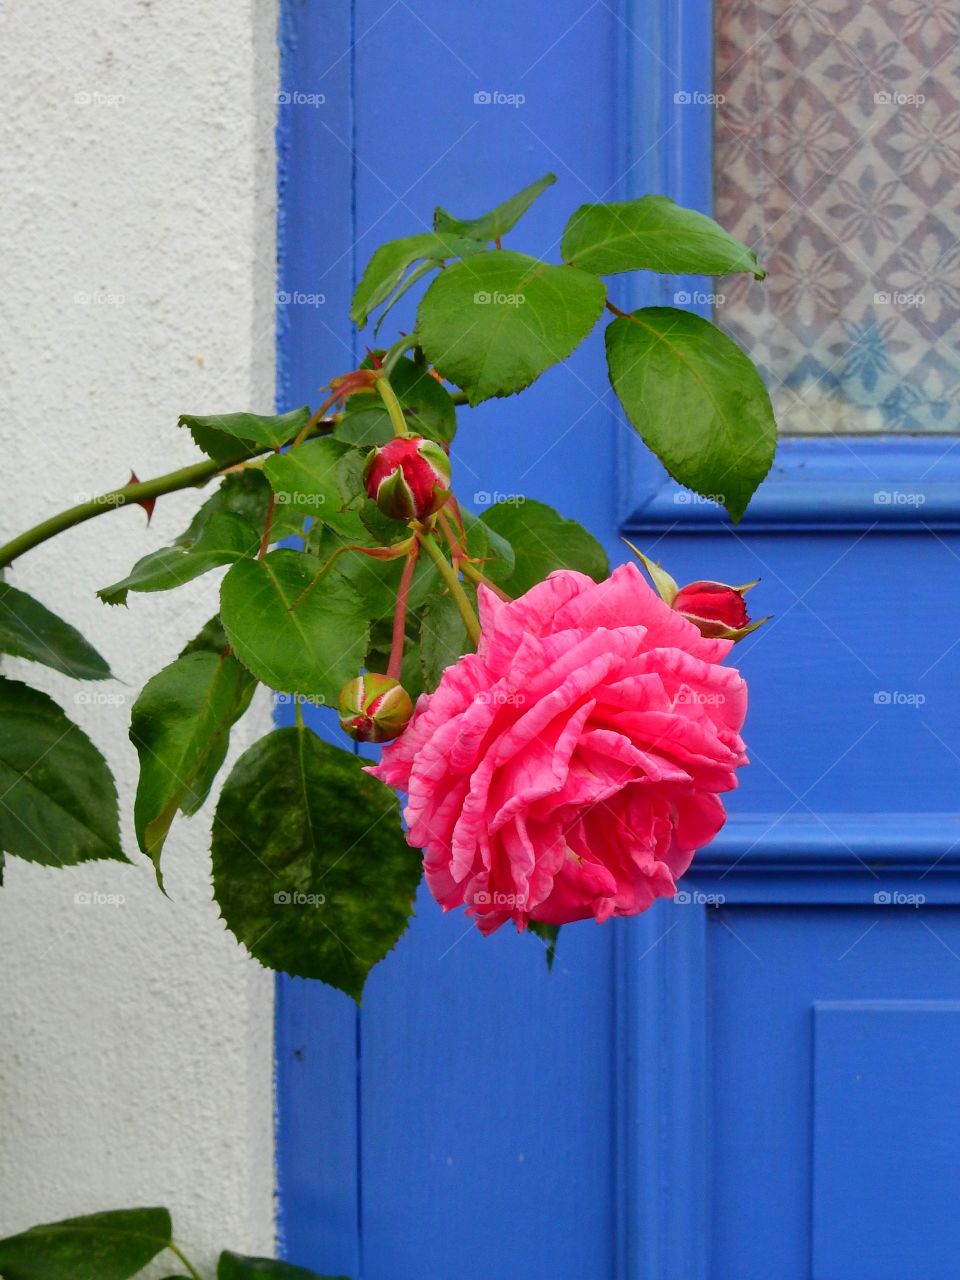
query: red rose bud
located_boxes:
[362,436,451,521]
[623,540,767,642]
[338,674,414,744]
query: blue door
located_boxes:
[276,3,960,1276]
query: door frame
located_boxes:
[273,2,960,1275]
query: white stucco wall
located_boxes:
[0,1,278,1271]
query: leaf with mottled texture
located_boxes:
[0,1207,171,1280]
[605,307,776,522]
[561,196,765,278]
[220,549,368,701]
[211,727,421,997]
[0,677,125,866]
[130,650,256,881]
[416,251,606,404]
[0,582,112,679]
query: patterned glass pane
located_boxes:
[714,0,960,433]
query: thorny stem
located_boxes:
[0,418,338,571]
[386,540,420,680]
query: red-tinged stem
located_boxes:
[437,507,466,563]
[387,540,420,680]
[605,299,632,320]
[439,503,511,602]
[459,557,512,602]
[294,391,341,446]
[258,489,276,559]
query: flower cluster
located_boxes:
[367,562,750,933]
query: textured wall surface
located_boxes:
[0,0,278,1269]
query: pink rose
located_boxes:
[367,562,748,935]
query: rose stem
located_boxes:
[376,374,410,438]
[414,526,481,645]
[386,540,420,680]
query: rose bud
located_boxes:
[623,539,768,641]
[671,579,762,639]
[338,673,414,744]
[362,435,451,521]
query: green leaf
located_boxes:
[480,499,609,595]
[433,172,557,242]
[211,726,421,996]
[0,1207,171,1280]
[220,549,369,701]
[335,357,457,446]
[219,1250,347,1280]
[351,232,483,329]
[180,406,310,463]
[179,614,230,657]
[372,259,437,340]
[333,404,394,448]
[130,651,256,882]
[218,1250,348,1280]
[99,472,269,606]
[0,677,125,866]
[420,588,471,692]
[561,195,765,278]
[605,307,777,522]
[263,438,354,531]
[0,582,112,680]
[528,920,560,971]
[417,251,606,405]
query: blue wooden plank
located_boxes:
[813,1001,960,1279]
[274,2,362,1272]
[710,910,960,1278]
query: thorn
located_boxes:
[128,471,156,524]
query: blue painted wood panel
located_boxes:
[275,1,960,1276]
[814,1000,960,1279]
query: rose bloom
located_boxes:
[368,563,748,935]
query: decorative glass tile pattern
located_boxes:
[714,0,960,433]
